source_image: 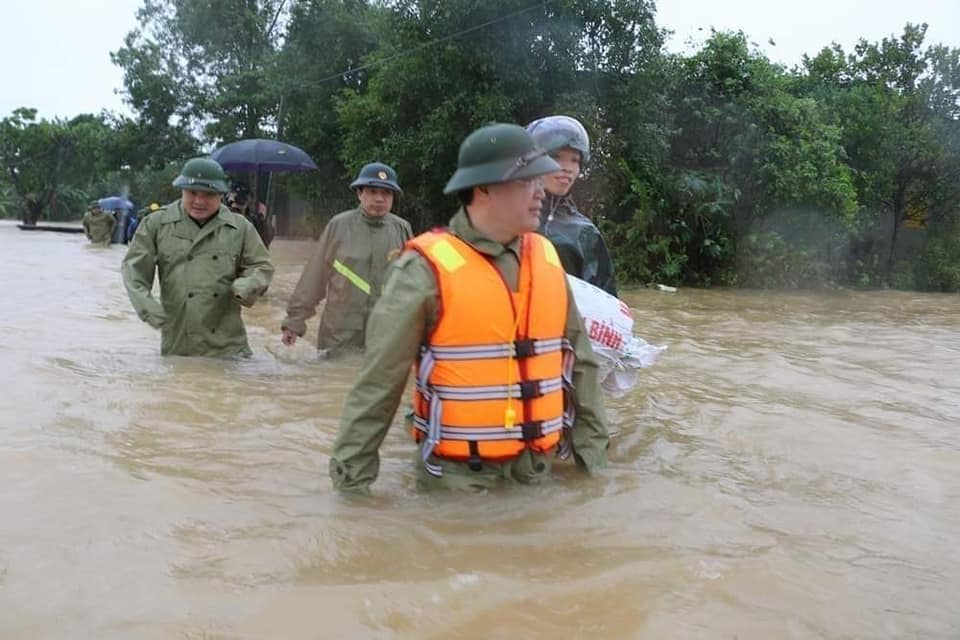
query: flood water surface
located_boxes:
[1,221,958,638]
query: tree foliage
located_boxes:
[112,0,287,142]
[0,109,114,223]
[4,3,960,291]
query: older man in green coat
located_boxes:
[122,158,275,357]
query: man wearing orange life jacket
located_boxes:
[329,123,610,492]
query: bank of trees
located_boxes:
[2,0,958,290]
[0,108,192,224]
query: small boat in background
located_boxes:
[17,223,85,234]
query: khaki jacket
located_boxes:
[282,208,412,352]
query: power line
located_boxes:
[288,0,557,90]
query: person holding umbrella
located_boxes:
[280,162,412,358]
[226,186,274,248]
[121,157,274,357]
[210,138,320,248]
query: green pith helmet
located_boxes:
[349,162,402,193]
[172,157,230,194]
[443,123,561,194]
[89,200,101,210]
[525,115,591,166]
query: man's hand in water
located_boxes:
[281,328,298,346]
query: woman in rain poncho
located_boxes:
[526,115,617,296]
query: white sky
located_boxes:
[1,0,140,119]
[657,0,960,67]
[1,0,958,120]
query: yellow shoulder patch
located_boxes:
[541,237,561,268]
[429,238,467,273]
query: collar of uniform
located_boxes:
[156,203,181,224]
[158,201,239,229]
[449,208,521,258]
[358,207,386,227]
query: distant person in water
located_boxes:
[82,201,116,246]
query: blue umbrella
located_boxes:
[98,196,134,210]
[209,138,317,173]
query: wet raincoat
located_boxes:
[121,200,274,357]
[282,208,412,354]
[539,193,617,296]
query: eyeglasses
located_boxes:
[512,177,544,192]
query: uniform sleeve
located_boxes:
[231,222,275,307]
[121,217,167,328]
[564,280,610,472]
[281,219,337,336]
[82,214,92,239]
[581,225,618,297]
[329,253,437,493]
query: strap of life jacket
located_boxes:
[416,337,577,476]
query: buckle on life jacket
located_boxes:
[518,380,542,399]
[521,421,545,442]
[513,338,536,358]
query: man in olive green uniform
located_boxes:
[330,124,610,493]
[122,158,274,357]
[82,201,116,246]
[281,163,412,357]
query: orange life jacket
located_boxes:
[406,230,574,476]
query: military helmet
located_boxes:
[349,162,402,193]
[525,115,591,166]
[89,199,101,209]
[443,123,561,194]
[172,157,230,194]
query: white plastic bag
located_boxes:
[567,275,666,396]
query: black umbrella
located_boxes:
[209,138,317,173]
[209,139,317,245]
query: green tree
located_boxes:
[0,180,13,218]
[803,24,960,287]
[100,2,960,293]
[101,112,197,171]
[0,109,114,224]
[606,31,858,287]
[336,0,662,230]
[276,0,386,232]
[113,0,288,143]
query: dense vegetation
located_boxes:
[3,1,958,290]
